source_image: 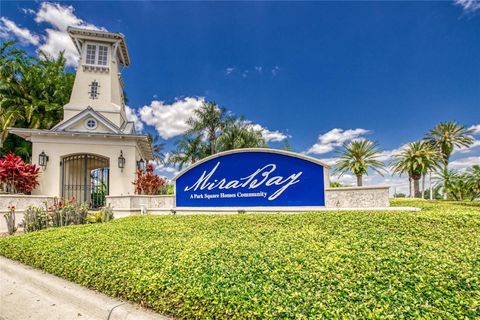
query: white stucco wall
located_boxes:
[63,41,126,128]
[31,135,140,197]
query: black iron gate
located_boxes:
[61,154,110,209]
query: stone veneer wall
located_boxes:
[325,186,390,208]
[106,195,175,217]
[106,186,390,216]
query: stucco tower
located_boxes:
[10,27,152,205]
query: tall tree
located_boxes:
[334,139,385,187]
[391,141,441,198]
[466,165,480,200]
[147,133,166,163]
[168,135,209,169]
[186,102,228,155]
[217,117,266,151]
[0,41,74,158]
[425,121,474,198]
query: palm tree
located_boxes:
[391,141,441,198]
[186,101,228,155]
[466,165,480,200]
[147,133,166,163]
[168,135,209,169]
[334,139,385,187]
[217,117,266,151]
[0,41,74,158]
[425,121,474,198]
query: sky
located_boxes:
[1,1,479,194]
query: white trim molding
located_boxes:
[173,148,331,181]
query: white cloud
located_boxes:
[0,17,39,45]
[39,28,80,66]
[21,8,36,15]
[469,124,480,134]
[125,106,144,132]
[330,173,355,185]
[317,157,338,167]
[271,66,280,76]
[225,67,235,75]
[149,159,179,178]
[455,0,480,13]
[306,128,370,155]
[35,2,83,31]
[450,156,480,171]
[376,144,410,162]
[35,2,106,66]
[246,122,288,142]
[139,97,205,139]
[455,139,480,154]
[2,2,107,66]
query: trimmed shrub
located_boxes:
[1,200,479,318]
[0,153,40,194]
[133,164,166,195]
[86,205,114,223]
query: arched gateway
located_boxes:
[61,154,109,208]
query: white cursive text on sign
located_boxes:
[183,162,302,200]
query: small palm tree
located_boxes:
[147,133,166,163]
[391,141,441,198]
[217,117,266,151]
[425,121,474,198]
[334,139,385,187]
[466,165,480,200]
[186,102,228,155]
[425,121,474,168]
[168,135,208,170]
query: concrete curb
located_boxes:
[0,256,171,320]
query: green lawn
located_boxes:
[1,199,479,318]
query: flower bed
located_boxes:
[0,199,478,318]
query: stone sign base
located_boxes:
[106,185,393,216]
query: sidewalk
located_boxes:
[0,256,171,320]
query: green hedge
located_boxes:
[1,200,479,318]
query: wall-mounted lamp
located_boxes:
[137,158,145,171]
[118,150,125,171]
[38,151,49,169]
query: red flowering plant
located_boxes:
[0,153,40,194]
[133,163,166,195]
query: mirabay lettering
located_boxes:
[184,162,302,201]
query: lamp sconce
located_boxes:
[136,158,145,171]
[118,150,125,171]
[38,151,49,169]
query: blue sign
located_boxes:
[174,150,327,207]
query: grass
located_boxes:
[0,199,479,318]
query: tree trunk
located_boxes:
[429,172,433,200]
[356,175,363,187]
[413,178,420,198]
[409,176,413,198]
[421,174,426,199]
[443,162,448,200]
